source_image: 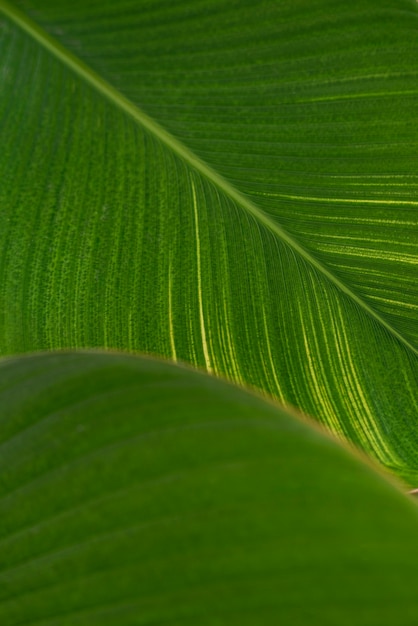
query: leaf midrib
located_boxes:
[1,0,416,356]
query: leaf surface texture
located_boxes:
[0,0,417,481]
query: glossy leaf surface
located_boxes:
[1,351,418,624]
[0,0,417,482]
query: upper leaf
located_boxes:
[0,0,417,482]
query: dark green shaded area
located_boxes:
[0,351,418,625]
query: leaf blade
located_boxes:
[1,351,418,624]
[0,1,417,482]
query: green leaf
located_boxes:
[0,0,417,482]
[1,350,418,625]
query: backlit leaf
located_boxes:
[0,0,417,481]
